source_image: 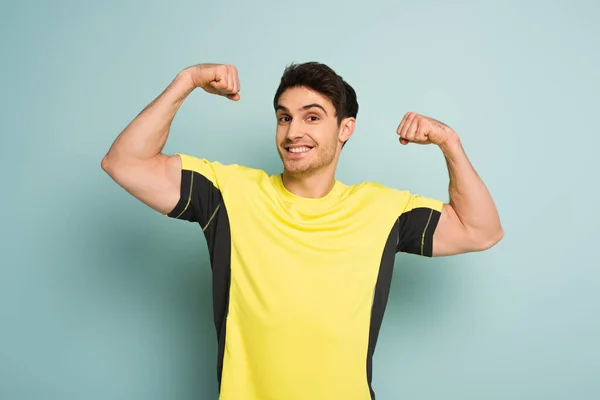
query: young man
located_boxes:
[102,62,503,400]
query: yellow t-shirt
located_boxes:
[168,153,443,400]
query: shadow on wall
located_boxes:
[89,194,221,398]
[385,253,468,341]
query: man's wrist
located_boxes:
[173,69,198,95]
[439,133,463,159]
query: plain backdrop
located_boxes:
[2,0,599,399]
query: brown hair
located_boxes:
[273,61,359,126]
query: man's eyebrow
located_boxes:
[275,103,328,115]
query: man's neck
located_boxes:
[281,169,336,199]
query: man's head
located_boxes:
[273,62,358,177]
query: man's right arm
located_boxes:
[101,64,241,215]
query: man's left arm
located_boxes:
[397,112,504,257]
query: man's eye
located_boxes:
[278,116,290,122]
[308,116,319,121]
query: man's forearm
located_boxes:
[441,137,503,245]
[103,71,195,165]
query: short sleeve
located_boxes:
[166,153,240,228]
[396,193,444,257]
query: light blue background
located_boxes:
[2,0,599,399]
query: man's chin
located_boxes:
[281,160,314,176]
[283,165,310,176]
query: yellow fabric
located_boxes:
[175,153,443,399]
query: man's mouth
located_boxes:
[286,146,313,153]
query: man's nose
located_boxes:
[285,120,305,140]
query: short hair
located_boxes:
[273,62,359,126]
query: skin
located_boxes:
[102,63,503,257]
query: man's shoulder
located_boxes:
[177,153,266,176]
[347,179,409,198]
[338,180,417,220]
[175,153,270,191]
[349,180,444,215]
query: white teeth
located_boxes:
[288,147,311,153]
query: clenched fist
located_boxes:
[397,112,457,147]
[184,63,241,101]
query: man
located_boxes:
[102,62,503,400]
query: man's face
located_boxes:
[275,86,347,177]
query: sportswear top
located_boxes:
[167,153,443,400]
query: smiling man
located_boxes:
[102,62,503,400]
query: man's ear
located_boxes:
[338,117,356,143]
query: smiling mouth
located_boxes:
[285,146,314,153]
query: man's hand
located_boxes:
[182,63,241,101]
[396,112,457,148]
